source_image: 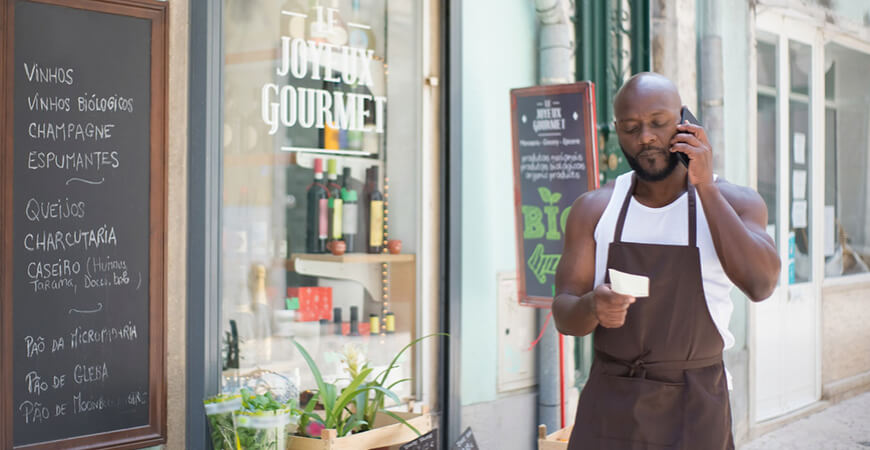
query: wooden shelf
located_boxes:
[284,253,416,304]
[288,253,415,267]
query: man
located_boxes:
[553,72,780,449]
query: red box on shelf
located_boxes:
[286,286,333,322]
[339,322,371,336]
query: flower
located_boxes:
[340,343,368,379]
[306,420,325,437]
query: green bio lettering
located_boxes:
[528,243,561,284]
[523,187,572,241]
[521,187,575,285]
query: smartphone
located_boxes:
[676,107,701,167]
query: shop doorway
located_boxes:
[751,12,822,422]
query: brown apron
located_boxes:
[568,175,734,450]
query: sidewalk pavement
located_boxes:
[740,390,870,450]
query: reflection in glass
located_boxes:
[757,39,779,261]
[789,40,812,284]
[823,43,870,277]
[758,41,777,89]
[220,0,416,405]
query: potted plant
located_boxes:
[234,388,296,450]
[287,334,445,449]
[203,393,242,450]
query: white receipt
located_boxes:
[608,269,650,298]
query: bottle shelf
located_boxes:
[284,253,416,304]
[286,253,415,268]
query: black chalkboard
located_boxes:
[451,427,479,450]
[511,83,599,307]
[2,0,167,448]
[400,430,438,450]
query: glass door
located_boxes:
[752,14,822,422]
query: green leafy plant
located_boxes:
[292,333,447,439]
[293,340,380,437]
[235,388,295,450]
[240,388,288,411]
[203,394,241,450]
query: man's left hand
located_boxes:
[670,122,714,187]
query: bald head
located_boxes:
[613,72,682,120]
[612,73,685,182]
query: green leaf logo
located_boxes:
[538,187,552,203]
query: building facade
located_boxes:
[3,0,867,449]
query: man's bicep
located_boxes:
[734,187,776,246]
[555,200,597,297]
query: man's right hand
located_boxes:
[593,284,636,328]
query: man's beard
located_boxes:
[622,146,680,182]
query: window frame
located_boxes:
[753,10,870,288]
[818,31,870,286]
[187,0,454,447]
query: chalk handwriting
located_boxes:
[23,225,118,252]
[23,62,74,85]
[27,150,120,171]
[27,122,115,141]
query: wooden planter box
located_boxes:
[287,411,432,450]
[537,424,572,450]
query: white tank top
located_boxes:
[593,171,735,352]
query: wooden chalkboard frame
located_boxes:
[0,0,168,448]
[510,82,600,308]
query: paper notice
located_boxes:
[608,269,650,298]
[792,200,808,229]
[793,169,807,200]
[794,132,806,165]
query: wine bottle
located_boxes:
[306,158,329,253]
[361,167,373,253]
[341,166,352,191]
[326,159,343,243]
[341,188,358,252]
[251,264,272,362]
[368,165,384,254]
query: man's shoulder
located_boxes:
[574,180,616,208]
[713,178,766,213]
[569,180,617,228]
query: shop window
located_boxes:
[823,43,870,277]
[788,40,813,284]
[220,0,422,407]
[756,35,817,284]
[756,38,779,258]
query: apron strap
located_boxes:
[613,173,699,249]
[688,183,697,248]
[595,350,721,378]
[613,174,637,243]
